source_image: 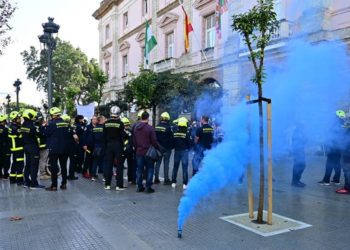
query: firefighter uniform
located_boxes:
[36,119,49,178]
[192,121,213,175]
[91,123,105,178]
[46,108,69,191]
[8,112,24,185]
[103,107,124,189]
[0,115,10,179]
[82,122,95,177]
[73,117,86,173]
[121,117,135,184]
[155,112,173,184]
[21,109,42,188]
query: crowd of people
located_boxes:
[0,106,215,193]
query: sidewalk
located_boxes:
[0,155,349,249]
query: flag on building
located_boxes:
[216,0,229,39]
[181,6,193,53]
[144,20,157,64]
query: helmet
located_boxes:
[160,112,170,120]
[137,110,144,119]
[62,114,71,122]
[172,119,178,125]
[49,107,61,116]
[336,110,346,119]
[121,117,130,126]
[0,114,7,122]
[22,109,37,121]
[9,111,21,121]
[178,117,188,127]
[110,106,121,117]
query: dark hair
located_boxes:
[141,111,149,120]
[201,115,209,122]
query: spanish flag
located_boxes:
[181,6,193,53]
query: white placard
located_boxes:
[76,103,95,119]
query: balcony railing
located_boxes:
[201,47,215,62]
[152,58,177,72]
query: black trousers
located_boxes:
[124,152,135,183]
[24,144,40,187]
[49,153,68,187]
[104,142,123,187]
[323,153,342,183]
[82,150,93,174]
[0,149,10,178]
[292,161,306,183]
[10,150,24,183]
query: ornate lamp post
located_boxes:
[6,94,11,115]
[38,17,60,109]
[13,79,22,110]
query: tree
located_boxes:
[0,0,16,55]
[232,0,279,223]
[21,39,107,115]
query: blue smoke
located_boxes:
[178,27,350,232]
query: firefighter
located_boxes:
[103,106,124,190]
[154,112,173,185]
[45,107,69,191]
[0,114,10,179]
[62,114,78,180]
[121,117,135,184]
[82,116,97,178]
[192,115,213,176]
[171,117,191,189]
[91,116,105,181]
[8,111,24,185]
[21,109,45,189]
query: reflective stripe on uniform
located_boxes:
[203,128,214,133]
[105,123,120,128]
[16,158,24,162]
[9,174,16,177]
[16,174,24,178]
[156,126,166,132]
[93,128,103,132]
[20,127,30,133]
[174,133,186,138]
[56,122,68,128]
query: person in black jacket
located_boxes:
[82,116,97,178]
[336,126,350,194]
[45,107,70,191]
[192,115,213,176]
[21,109,45,189]
[0,114,10,179]
[73,115,85,174]
[103,106,125,190]
[36,112,50,180]
[91,116,105,180]
[154,112,173,185]
[171,118,191,190]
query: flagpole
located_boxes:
[178,0,208,62]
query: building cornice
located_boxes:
[93,0,122,20]
[118,19,152,44]
[102,41,113,51]
[157,0,180,17]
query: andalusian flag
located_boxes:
[144,20,157,64]
[181,6,193,53]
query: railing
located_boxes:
[201,47,214,62]
[152,58,177,72]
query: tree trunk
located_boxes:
[257,84,265,224]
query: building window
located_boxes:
[205,14,216,48]
[105,24,110,41]
[166,32,174,58]
[122,55,128,77]
[142,0,148,16]
[105,62,110,80]
[123,12,128,29]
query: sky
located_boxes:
[0,0,101,107]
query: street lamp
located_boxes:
[6,94,11,116]
[38,17,60,109]
[13,79,22,110]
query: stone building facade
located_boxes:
[93,0,350,105]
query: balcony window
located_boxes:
[122,55,128,77]
[105,24,110,41]
[105,62,110,80]
[166,32,174,58]
[205,14,216,49]
[123,12,128,29]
